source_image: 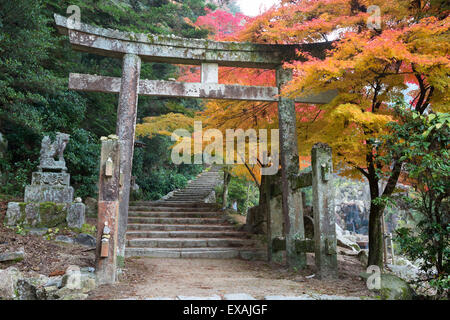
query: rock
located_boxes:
[74,233,96,247]
[75,197,82,203]
[81,277,96,293]
[56,287,89,300]
[84,197,97,217]
[361,272,415,300]
[336,233,361,252]
[0,248,25,263]
[28,228,48,236]
[61,265,82,289]
[338,248,359,256]
[0,267,22,299]
[358,250,369,266]
[379,274,415,300]
[335,223,344,235]
[5,202,23,226]
[16,279,48,300]
[61,265,96,293]
[223,293,256,300]
[67,203,86,229]
[387,263,421,282]
[43,285,59,298]
[81,267,95,273]
[45,277,63,288]
[55,235,74,244]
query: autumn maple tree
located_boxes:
[192,0,449,268]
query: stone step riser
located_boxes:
[125,248,267,260]
[126,231,250,239]
[128,217,225,225]
[129,202,217,208]
[126,238,258,248]
[177,191,214,193]
[164,200,213,203]
[127,224,236,231]
[172,190,212,193]
[129,207,217,212]
[169,196,209,198]
[128,212,221,218]
[172,191,212,194]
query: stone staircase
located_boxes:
[125,166,266,260]
[164,165,222,203]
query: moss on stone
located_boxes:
[116,255,125,269]
[38,202,68,228]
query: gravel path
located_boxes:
[88,254,375,300]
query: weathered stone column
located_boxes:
[116,54,142,265]
[268,194,284,263]
[276,66,306,269]
[96,137,121,285]
[311,143,338,279]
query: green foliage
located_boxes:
[215,176,259,214]
[64,129,100,198]
[0,0,210,199]
[381,104,449,299]
[81,223,96,236]
[44,227,60,240]
[132,135,203,200]
[0,159,38,196]
[14,225,28,236]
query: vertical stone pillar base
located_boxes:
[95,137,121,285]
[312,143,338,279]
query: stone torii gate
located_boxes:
[54,14,338,283]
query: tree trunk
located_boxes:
[244,181,251,215]
[367,159,403,268]
[222,171,231,209]
[368,200,384,268]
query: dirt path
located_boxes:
[88,253,375,300]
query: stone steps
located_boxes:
[127,223,236,231]
[125,165,265,260]
[125,247,266,260]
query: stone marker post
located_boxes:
[116,54,142,265]
[276,66,306,269]
[312,143,338,279]
[96,136,121,285]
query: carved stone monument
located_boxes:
[24,133,73,203]
[5,132,86,229]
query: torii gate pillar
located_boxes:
[116,54,141,263]
[276,67,306,269]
